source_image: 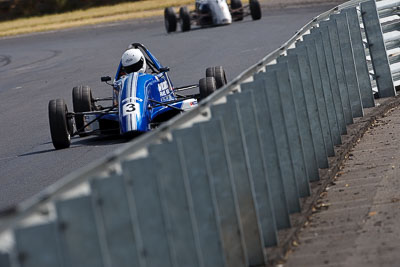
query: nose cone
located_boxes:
[222,17,232,24]
[118,73,149,133]
[211,1,232,25]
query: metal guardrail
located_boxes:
[0,0,398,266]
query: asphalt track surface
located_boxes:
[0,4,337,211]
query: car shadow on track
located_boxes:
[71,133,140,147]
[19,134,138,157]
[160,18,259,37]
[160,24,217,36]
[18,149,56,157]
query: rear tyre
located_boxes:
[179,6,191,32]
[49,99,72,149]
[250,0,262,20]
[206,66,227,89]
[164,7,177,33]
[206,67,215,79]
[72,85,93,137]
[199,77,217,101]
[231,0,243,21]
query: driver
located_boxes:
[196,0,209,13]
[121,48,147,74]
[114,48,147,106]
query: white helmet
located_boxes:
[121,48,147,74]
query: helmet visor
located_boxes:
[124,57,144,73]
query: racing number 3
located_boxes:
[126,103,135,112]
[122,102,136,116]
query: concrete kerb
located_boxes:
[265,95,400,266]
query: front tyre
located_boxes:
[231,0,243,21]
[206,66,228,89]
[250,0,262,20]
[179,6,191,32]
[49,99,72,149]
[164,7,177,33]
[73,85,93,136]
[199,77,217,101]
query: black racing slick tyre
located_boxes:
[199,77,217,101]
[72,85,93,137]
[206,66,228,89]
[164,7,177,33]
[49,99,72,149]
[231,0,243,21]
[179,6,191,32]
[250,0,262,20]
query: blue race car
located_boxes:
[48,43,227,149]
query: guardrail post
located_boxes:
[226,91,278,247]
[122,158,174,267]
[312,27,347,136]
[90,175,141,267]
[0,252,10,267]
[198,119,248,267]
[298,39,335,156]
[241,80,292,230]
[319,19,354,125]
[361,0,396,98]
[331,12,364,117]
[14,222,62,267]
[211,103,267,266]
[171,126,231,266]
[266,62,311,196]
[277,54,320,182]
[303,33,342,146]
[254,71,301,213]
[56,196,107,267]
[278,54,321,182]
[343,7,376,107]
[287,47,329,169]
[277,55,319,181]
[148,142,202,267]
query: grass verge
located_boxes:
[0,0,197,38]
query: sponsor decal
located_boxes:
[122,97,143,104]
[180,98,198,110]
[158,81,171,97]
[161,96,174,102]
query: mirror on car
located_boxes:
[101,76,112,82]
[159,67,170,72]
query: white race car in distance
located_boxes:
[164,0,262,33]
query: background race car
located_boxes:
[164,0,262,33]
[48,43,227,149]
